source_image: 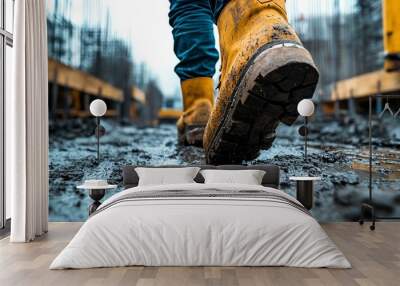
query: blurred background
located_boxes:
[46,0,400,222]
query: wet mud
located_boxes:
[49,116,400,222]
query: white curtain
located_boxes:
[6,0,49,242]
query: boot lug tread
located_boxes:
[206,51,319,164]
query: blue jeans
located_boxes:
[169,0,229,81]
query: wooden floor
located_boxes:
[0,222,399,286]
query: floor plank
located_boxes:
[0,222,399,286]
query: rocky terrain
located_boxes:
[49,115,400,222]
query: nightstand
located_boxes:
[289,177,321,210]
[77,181,117,215]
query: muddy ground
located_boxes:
[49,115,400,222]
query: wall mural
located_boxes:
[48,0,400,222]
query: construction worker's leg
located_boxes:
[208,0,230,21]
[169,0,219,81]
[203,0,320,164]
[169,0,219,146]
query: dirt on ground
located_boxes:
[49,114,400,222]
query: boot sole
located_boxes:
[206,42,319,164]
[178,125,205,147]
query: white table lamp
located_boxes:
[90,99,107,117]
[297,99,315,160]
[90,99,107,161]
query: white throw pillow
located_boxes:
[135,167,200,186]
[200,169,266,185]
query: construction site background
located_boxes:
[47,0,398,123]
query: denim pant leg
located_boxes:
[169,0,220,81]
[210,0,230,22]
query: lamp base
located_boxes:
[88,189,106,215]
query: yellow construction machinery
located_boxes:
[382,0,400,71]
[330,0,400,102]
[48,58,124,119]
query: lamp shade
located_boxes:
[297,99,315,117]
[90,99,107,117]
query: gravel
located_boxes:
[49,115,400,222]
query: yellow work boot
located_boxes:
[204,0,319,164]
[177,77,214,146]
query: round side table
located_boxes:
[77,184,117,215]
[289,177,321,210]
